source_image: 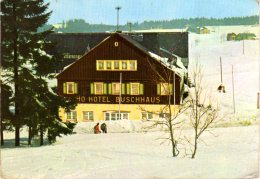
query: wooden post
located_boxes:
[232,65,236,114]
[243,40,245,55]
[257,93,260,109]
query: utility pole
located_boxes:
[232,65,236,114]
[220,56,223,83]
[115,6,122,31]
[127,22,132,32]
[252,0,260,109]
[119,73,122,120]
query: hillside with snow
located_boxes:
[189,26,259,120]
[1,26,259,179]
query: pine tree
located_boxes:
[1,83,13,146]
[1,0,76,146]
[1,0,52,146]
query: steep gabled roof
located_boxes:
[56,33,182,78]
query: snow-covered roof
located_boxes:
[131,29,188,33]
[148,51,187,78]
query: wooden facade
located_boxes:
[57,33,181,106]
[47,32,189,70]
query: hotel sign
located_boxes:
[76,95,161,104]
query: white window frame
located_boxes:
[82,111,93,121]
[104,112,129,121]
[141,112,153,120]
[66,111,77,121]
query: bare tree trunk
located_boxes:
[191,135,198,159]
[13,2,20,147]
[40,127,44,146]
[1,124,4,146]
[169,124,176,157]
[28,126,32,146]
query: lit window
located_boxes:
[129,61,136,70]
[131,83,139,95]
[122,61,127,70]
[94,83,103,94]
[67,111,77,121]
[114,61,119,70]
[106,61,112,70]
[63,82,78,94]
[112,83,121,95]
[83,111,93,121]
[141,112,153,120]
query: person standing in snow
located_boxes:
[101,123,107,133]
[94,123,101,134]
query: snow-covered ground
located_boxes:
[1,125,259,179]
[1,26,260,179]
[189,26,259,120]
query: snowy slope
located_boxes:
[189,29,259,120]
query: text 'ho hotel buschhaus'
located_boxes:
[55,32,189,122]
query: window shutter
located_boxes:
[90,83,94,94]
[121,83,125,94]
[74,83,78,94]
[126,83,130,95]
[139,83,144,95]
[170,84,173,95]
[103,83,107,94]
[108,83,112,94]
[63,83,67,94]
[157,84,161,95]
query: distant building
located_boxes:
[235,33,256,41]
[226,32,256,41]
[56,33,187,122]
[227,33,237,41]
[199,27,210,34]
